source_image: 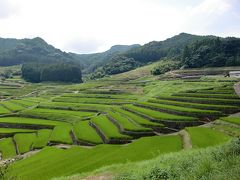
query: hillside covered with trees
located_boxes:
[0,37,77,66]
[21,63,82,83]
[90,33,240,78]
[0,33,240,79]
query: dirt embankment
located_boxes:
[179,130,192,150]
[234,82,240,97]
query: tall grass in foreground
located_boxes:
[55,138,240,180]
[114,138,240,180]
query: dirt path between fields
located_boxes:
[233,82,240,117]
[234,82,240,97]
[179,130,192,150]
[82,173,113,180]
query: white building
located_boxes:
[229,71,240,78]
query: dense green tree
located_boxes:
[151,61,180,75]
[21,63,82,83]
[181,37,240,68]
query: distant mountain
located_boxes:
[123,33,214,62]
[0,37,75,66]
[90,33,240,78]
[0,33,239,78]
[72,44,140,74]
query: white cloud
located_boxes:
[0,0,239,53]
[0,0,18,19]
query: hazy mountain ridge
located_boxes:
[0,37,75,66]
[0,33,239,77]
[73,44,141,74]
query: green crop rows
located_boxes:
[73,121,103,144]
[124,104,197,121]
[14,133,36,154]
[108,111,152,132]
[0,138,17,159]
[49,126,73,145]
[0,66,239,180]
[20,108,96,123]
[91,115,132,141]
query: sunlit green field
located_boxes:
[0,65,239,180]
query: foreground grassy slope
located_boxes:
[186,127,231,148]
[8,136,182,179]
[220,117,240,125]
[111,138,240,180]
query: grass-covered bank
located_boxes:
[61,138,240,180]
[6,136,182,179]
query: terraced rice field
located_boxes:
[0,105,11,115]
[0,128,35,136]
[0,101,25,112]
[53,97,134,105]
[73,121,103,145]
[157,95,240,106]
[112,107,163,128]
[136,101,222,117]
[186,127,231,148]
[20,108,96,123]
[220,117,240,125]
[0,138,17,159]
[148,98,239,113]
[0,117,69,127]
[38,102,112,112]
[0,67,239,180]
[49,126,73,145]
[33,129,52,149]
[14,133,36,154]
[91,115,132,143]
[123,104,197,122]
[7,135,183,179]
[108,111,152,132]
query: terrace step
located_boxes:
[156,96,240,106]
[123,107,203,130]
[0,122,54,130]
[107,115,155,138]
[134,102,222,120]
[89,121,108,144]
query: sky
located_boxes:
[0,0,239,54]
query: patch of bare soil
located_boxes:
[68,173,113,180]
[21,149,41,159]
[234,82,240,97]
[83,173,113,180]
[179,130,192,150]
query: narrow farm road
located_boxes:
[233,82,240,117]
[179,130,192,150]
[83,173,113,180]
[234,82,240,97]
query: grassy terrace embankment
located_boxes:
[7,136,182,179]
[0,65,239,180]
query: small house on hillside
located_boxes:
[229,71,240,78]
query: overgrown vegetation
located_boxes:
[182,37,240,68]
[114,138,240,180]
[151,60,180,75]
[21,63,83,83]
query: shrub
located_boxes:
[151,61,180,75]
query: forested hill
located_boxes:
[72,44,140,74]
[0,37,139,73]
[0,33,239,78]
[90,33,240,78]
[0,37,76,66]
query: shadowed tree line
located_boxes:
[21,63,82,83]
